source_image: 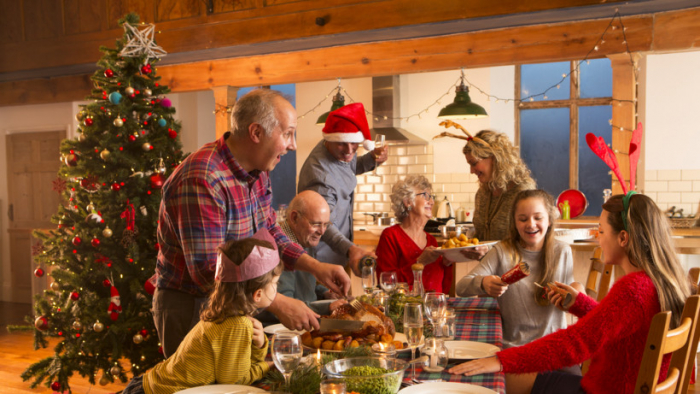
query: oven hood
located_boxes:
[370,76,428,145]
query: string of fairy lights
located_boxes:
[215,10,640,133]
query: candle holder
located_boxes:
[441,307,456,340]
[320,378,346,394]
[371,341,397,359]
[422,337,448,372]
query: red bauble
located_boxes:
[158,346,164,355]
[128,135,137,142]
[111,183,121,191]
[144,276,156,295]
[84,118,93,126]
[155,242,160,251]
[64,153,79,167]
[35,316,49,331]
[141,64,152,74]
[168,129,178,139]
[70,291,80,301]
[104,69,114,78]
[150,173,164,189]
[51,381,61,391]
[72,236,82,246]
[34,268,45,277]
[91,238,100,247]
[140,328,149,337]
[80,178,89,188]
[102,278,111,287]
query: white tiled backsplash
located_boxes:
[353,145,700,223]
[353,143,479,225]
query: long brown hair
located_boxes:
[200,238,284,323]
[499,189,559,305]
[603,194,690,327]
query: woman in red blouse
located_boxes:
[376,174,453,294]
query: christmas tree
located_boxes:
[22,13,184,392]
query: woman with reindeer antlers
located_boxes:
[435,121,536,260]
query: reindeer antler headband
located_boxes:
[433,120,491,147]
[585,122,643,195]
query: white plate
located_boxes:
[263,323,304,336]
[436,241,498,261]
[399,381,498,394]
[444,340,500,360]
[302,332,418,353]
[174,384,267,394]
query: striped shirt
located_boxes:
[155,133,304,296]
[142,315,269,394]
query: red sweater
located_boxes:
[375,224,453,294]
[498,271,668,394]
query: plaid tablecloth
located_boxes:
[396,297,505,393]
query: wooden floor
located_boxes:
[0,301,128,394]
[2,300,700,394]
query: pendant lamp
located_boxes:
[316,78,346,125]
[437,69,488,120]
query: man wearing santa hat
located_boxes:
[298,103,388,275]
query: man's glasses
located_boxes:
[301,215,332,231]
[415,192,435,201]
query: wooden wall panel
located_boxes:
[23,0,64,41]
[653,7,700,51]
[106,0,156,29]
[156,0,201,22]
[64,0,104,35]
[265,0,304,6]
[214,0,258,13]
[0,0,23,43]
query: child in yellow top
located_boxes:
[123,229,283,394]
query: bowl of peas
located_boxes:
[323,357,406,394]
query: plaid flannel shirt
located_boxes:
[155,133,304,296]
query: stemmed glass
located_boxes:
[362,265,377,294]
[403,302,424,380]
[379,271,397,294]
[372,134,385,176]
[424,292,447,337]
[271,331,303,389]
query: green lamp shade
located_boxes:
[316,95,346,125]
[437,87,488,120]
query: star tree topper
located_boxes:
[119,22,167,63]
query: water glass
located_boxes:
[361,265,376,294]
[380,271,397,294]
[271,331,302,388]
[403,302,423,380]
[424,292,447,337]
[395,282,409,295]
[320,378,346,394]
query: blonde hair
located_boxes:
[462,130,535,192]
[200,238,284,323]
[499,189,559,305]
[390,175,433,222]
[603,194,690,327]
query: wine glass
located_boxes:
[423,292,447,337]
[379,271,397,294]
[362,265,376,294]
[271,331,303,389]
[372,134,385,176]
[403,302,424,380]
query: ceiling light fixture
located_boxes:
[437,69,488,120]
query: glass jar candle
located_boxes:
[371,341,397,359]
[422,337,448,372]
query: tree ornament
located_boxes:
[72,236,82,246]
[50,281,60,291]
[111,183,121,191]
[140,328,149,337]
[144,276,156,295]
[100,148,110,160]
[72,321,82,330]
[113,118,124,127]
[140,205,148,216]
[108,281,122,321]
[93,321,105,332]
[76,111,86,122]
[104,69,114,78]
[150,173,164,189]
[133,334,144,344]
[128,134,137,142]
[142,142,152,151]
[168,129,177,139]
[156,157,167,174]
[86,202,95,212]
[35,316,49,331]
[84,118,94,126]
[110,365,121,376]
[103,227,113,238]
[108,92,122,104]
[91,237,101,247]
[160,98,172,108]
[34,267,45,277]
[143,88,152,97]
[125,86,135,96]
[102,279,111,287]
[141,63,152,74]
[78,132,86,142]
[99,376,109,386]
[51,381,61,391]
[70,291,80,301]
[157,118,167,127]
[64,153,80,167]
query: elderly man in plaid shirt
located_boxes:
[153,89,351,357]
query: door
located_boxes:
[6,130,64,303]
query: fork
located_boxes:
[349,297,366,313]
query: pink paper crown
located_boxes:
[215,228,280,283]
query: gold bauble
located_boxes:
[125,86,135,96]
[102,227,113,238]
[143,89,152,97]
[50,281,60,291]
[110,366,121,376]
[72,321,82,331]
[100,149,110,160]
[142,142,152,151]
[133,334,144,344]
[99,376,109,386]
[113,118,124,127]
[93,322,104,332]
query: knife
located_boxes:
[319,318,365,333]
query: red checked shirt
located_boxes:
[155,133,304,297]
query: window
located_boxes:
[517,59,612,216]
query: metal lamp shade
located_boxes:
[437,85,488,119]
[316,93,346,125]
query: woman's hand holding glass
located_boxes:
[271,332,303,388]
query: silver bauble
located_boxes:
[110,366,121,376]
[72,321,82,331]
[143,89,152,97]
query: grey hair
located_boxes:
[390,174,433,223]
[231,89,288,138]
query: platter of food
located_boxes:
[399,382,497,394]
[436,237,498,261]
[443,340,500,360]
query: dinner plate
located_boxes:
[398,381,498,394]
[263,323,304,336]
[174,384,267,394]
[303,332,418,353]
[444,340,500,360]
[436,241,498,261]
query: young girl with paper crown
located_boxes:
[449,192,692,394]
[123,229,283,394]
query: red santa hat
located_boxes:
[322,103,374,151]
